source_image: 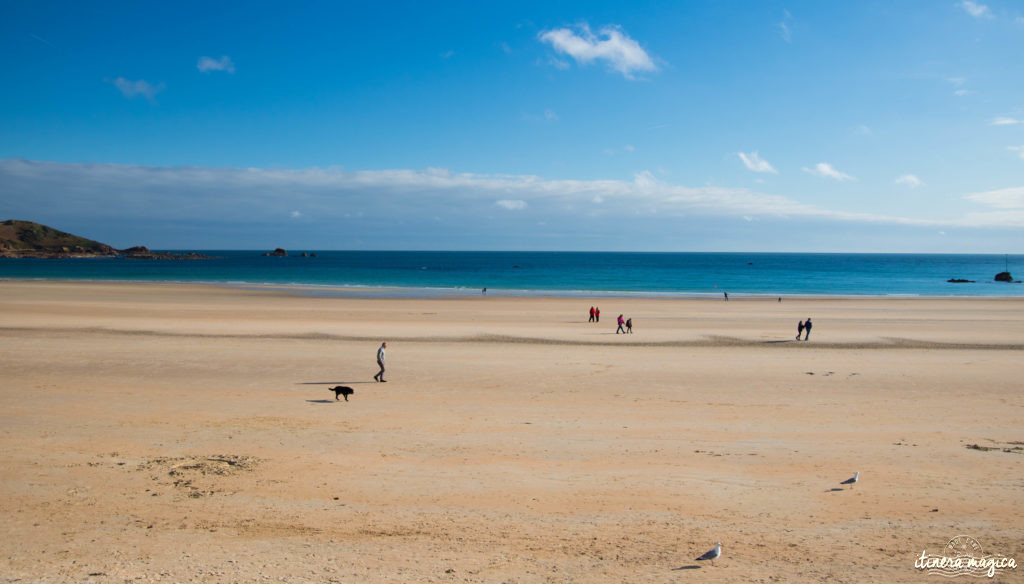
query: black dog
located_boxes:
[329,386,355,401]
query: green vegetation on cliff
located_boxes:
[0,220,116,255]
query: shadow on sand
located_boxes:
[298,381,375,385]
[306,399,336,404]
[672,565,702,571]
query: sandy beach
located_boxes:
[1,280,1022,583]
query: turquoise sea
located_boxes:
[1,251,1022,297]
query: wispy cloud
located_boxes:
[1009,146,1024,160]
[895,174,924,188]
[965,186,1024,209]
[495,199,527,210]
[30,33,55,47]
[778,10,793,42]
[197,55,235,74]
[111,77,164,101]
[603,144,635,156]
[946,77,973,96]
[738,151,778,174]
[538,23,658,79]
[802,162,854,181]
[521,109,559,123]
[4,159,1022,237]
[960,1,993,18]
[991,116,1022,126]
[854,125,873,136]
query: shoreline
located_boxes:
[2,276,1023,300]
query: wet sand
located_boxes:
[1,281,1022,583]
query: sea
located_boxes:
[1,251,1022,298]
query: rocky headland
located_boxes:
[0,220,209,259]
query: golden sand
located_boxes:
[1,281,1022,582]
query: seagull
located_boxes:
[696,542,722,566]
[840,471,859,488]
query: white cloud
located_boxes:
[802,162,854,181]
[1009,146,1024,160]
[965,186,1024,209]
[290,211,302,218]
[991,117,1022,126]
[495,199,527,210]
[960,1,993,18]
[895,174,924,188]
[3,158,1022,231]
[521,109,559,123]
[538,23,658,79]
[547,57,571,70]
[854,125,873,136]
[197,56,235,74]
[946,77,966,87]
[111,77,164,101]
[30,33,55,47]
[954,89,973,96]
[738,151,778,174]
[439,50,454,59]
[778,10,793,42]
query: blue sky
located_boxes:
[2,1,1023,251]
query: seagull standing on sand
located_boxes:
[840,471,859,488]
[696,542,722,566]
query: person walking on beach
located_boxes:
[723,292,728,301]
[616,314,626,334]
[626,317,633,333]
[803,318,812,341]
[589,306,596,322]
[595,307,600,322]
[373,342,387,382]
[796,320,804,340]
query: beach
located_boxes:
[1,280,1022,583]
